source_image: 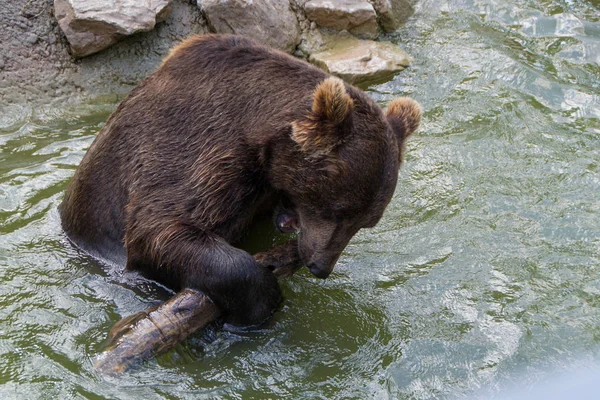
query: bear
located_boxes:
[59,34,421,327]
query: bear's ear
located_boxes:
[292,77,354,154]
[385,97,422,158]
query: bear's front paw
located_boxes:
[223,267,282,328]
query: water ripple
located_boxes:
[0,0,599,398]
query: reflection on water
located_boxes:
[1,0,599,398]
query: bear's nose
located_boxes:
[308,263,331,279]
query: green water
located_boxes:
[1,0,599,398]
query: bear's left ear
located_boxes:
[385,97,422,160]
[292,77,354,155]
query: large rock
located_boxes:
[369,0,415,32]
[309,34,412,85]
[1,0,206,106]
[199,0,301,53]
[54,0,172,58]
[304,0,378,39]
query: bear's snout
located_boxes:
[307,262,332,279]
[297,217,356,279]
[300,245,342,279]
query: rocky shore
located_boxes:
[0,0,415,107]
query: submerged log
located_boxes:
[94,241,301,375]
[94,288,219,375]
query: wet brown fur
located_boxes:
[291,77,355,155]
[60,35,421,326]
[386,97,422,162]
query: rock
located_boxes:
[369,0,415,32]
[25,33,38,45]
[2,0,206,106]
[199,0,301,53]
[54,0,172,58]
[304,0,378,39]
[308,33,411,84]
[297,21,328,57]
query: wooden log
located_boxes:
[93,288,219,375]
[94,241,302,375]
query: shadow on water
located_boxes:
[1,0,600,398]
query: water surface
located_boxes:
[1,0,599,398]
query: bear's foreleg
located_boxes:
[126,223,282,327]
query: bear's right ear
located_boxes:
[292,77,354,155]
[385,97,422,159]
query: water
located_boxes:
[1,0,599,398]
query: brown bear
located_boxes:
[59,35,421,327]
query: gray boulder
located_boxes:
[199,0,301,53]
[304,0,378,39]
[309,33,411,84]
[54,0,172,58]
[369,0,415,32]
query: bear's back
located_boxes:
[59,35,329,263]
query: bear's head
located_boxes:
[271,77,421,278]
